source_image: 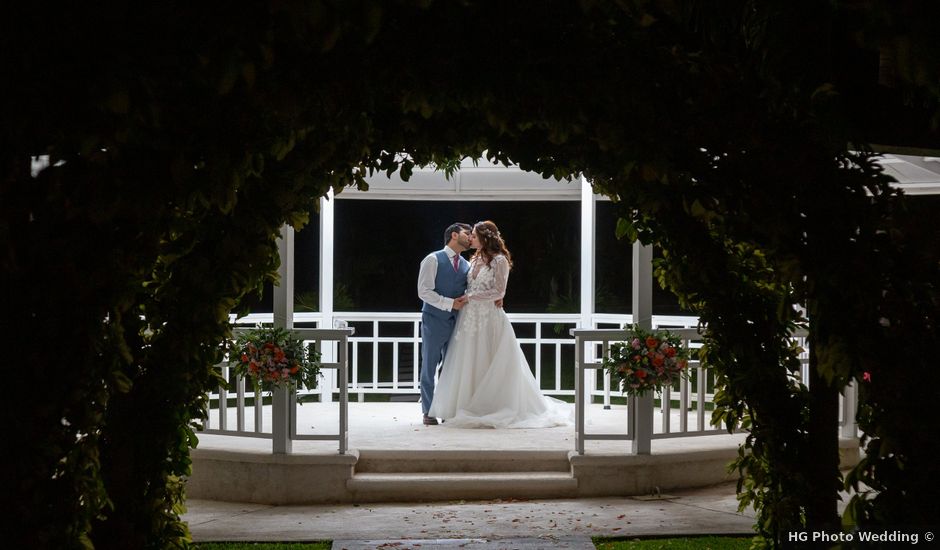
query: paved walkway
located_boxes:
[190,402,762,547]
[184,481,756,548]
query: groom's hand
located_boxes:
[453,295,468,310]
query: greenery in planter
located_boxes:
[230,326,321,391]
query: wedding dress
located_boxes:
[427,254,574,428]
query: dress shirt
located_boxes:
[417,247,461,312]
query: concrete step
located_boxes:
[347,471,578,502]
[354,449,572,474]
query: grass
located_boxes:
[593,536,753,549]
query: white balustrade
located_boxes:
[202,313,856,454]
[199,326,354,454]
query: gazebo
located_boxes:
[186,154,939,504]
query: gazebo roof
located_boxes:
[879,154,940,195]
[346,156,578,201]
[345,154,940,200]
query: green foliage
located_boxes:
[642,218,813,544]
[841,195,940,530]
[294,283,356,313]
[593,536,753,550]
[579,1,940,543]
[294,291,319,313]
[3,1,938,548]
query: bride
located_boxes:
[428,220,573,428]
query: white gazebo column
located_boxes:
[841,381,857,439]
[274,225,296,330]
[579,176,597,408]
[272,224,295,454]
[318,190,336,404]
[632,241,653,328]
[631,240,654,455]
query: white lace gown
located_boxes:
[428,255,574,428]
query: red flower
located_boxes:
[862,372,871,382]
[645,337,658,349]
[664,346,676,358]
[652,354,665,367]
[635,369,648,379]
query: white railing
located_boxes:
[199,327,354,454]
[329,312,583,400]
[587,314,701,408]
[224,312,702,404]
[206,313,856,454]
[571,326,857,454]
[571,327,722,455]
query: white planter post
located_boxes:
[580,176,597,408]
[319,190,336,404]
[272,224,295,454]
[631,240,654,455]
[841,381,858,439]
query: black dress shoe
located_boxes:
[423,415,439,425]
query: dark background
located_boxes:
[246,198,695,315]
[249,194,940,316]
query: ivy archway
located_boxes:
[4,1,938,548]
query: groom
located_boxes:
[417,222,472,426]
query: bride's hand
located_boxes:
[494,298,504,309]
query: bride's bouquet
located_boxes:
[603,324,690,396]
[229,326,321,391]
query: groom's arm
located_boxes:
[417,254,457,311]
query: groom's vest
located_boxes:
[421,249,469,320]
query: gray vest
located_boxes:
[421,250,469,319]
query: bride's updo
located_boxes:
[472,220,513,269]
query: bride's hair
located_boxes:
[472,220,513,269]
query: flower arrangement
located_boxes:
[603,324,691,396]
[229,326,321,391]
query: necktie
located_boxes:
[452,254,459,272]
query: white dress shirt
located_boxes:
[417,247,461,312]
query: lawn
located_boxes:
[593,536,754,549]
